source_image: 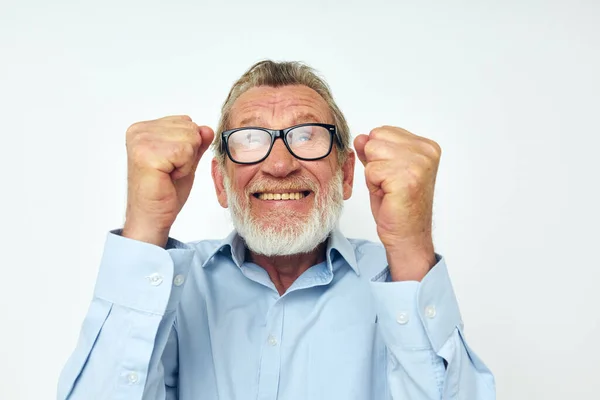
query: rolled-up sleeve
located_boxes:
[57,231,195,400]
[370,257,496,399]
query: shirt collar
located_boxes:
[326,227,360,275]
[201,228,360,275]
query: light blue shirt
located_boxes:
[58,229,495,399]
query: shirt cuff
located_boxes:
[93,230,195,315]
[369,255,462,352]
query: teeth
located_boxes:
[258,192,306,201]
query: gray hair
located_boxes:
[211,60,351,166]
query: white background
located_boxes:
[1,0,598,399]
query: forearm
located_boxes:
[57,231,194,399]
[58,301,177,399]
[370,257,496,399]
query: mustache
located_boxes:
[246,176,319,195]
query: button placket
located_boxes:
[146,273,163,286]
[396,311,409,325]
[173,274,185,286]
[127,372,139,384]
[267,334,278,346]
[256,299,284,399]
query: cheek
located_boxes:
[234,177,248,194]
[228,166,257,194]
[309,164,336,191]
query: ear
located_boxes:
[342,150,355,200]
[211,158,229,208]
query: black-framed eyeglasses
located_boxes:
[221,123,338,165]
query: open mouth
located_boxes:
[252,191,312,201]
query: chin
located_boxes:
[253,213,307,233]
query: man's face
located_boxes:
[212,84,355,256]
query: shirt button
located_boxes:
[127,372,139,384]
[173,274,185,286]
[147,273,163,286]
[396,311,409,325]
[425,305,437,319]
[267,335,278,346]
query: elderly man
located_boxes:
[58,61,495,399]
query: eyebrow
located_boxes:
[237,112,326,128]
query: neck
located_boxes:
[247,242,327,295]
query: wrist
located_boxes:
[122,220,170,248]
[384,238,435,282]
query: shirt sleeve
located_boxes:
[57,230,195,400]
[369,256,496,399]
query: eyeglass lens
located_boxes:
[227,125,332,163]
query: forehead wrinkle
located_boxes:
[238,111,327,129]
[230,86,333,129]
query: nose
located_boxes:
[260,139,300,178]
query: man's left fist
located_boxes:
[354,126,441,281]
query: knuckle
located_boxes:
[167,145,183,160]
[364,162,379,179]
[405,175,421,193]
[127,131,150,151]
[193,134,203,150]
[177,131,201,153]
[363,139,380,158]
[173,119,196,130]
[419,139,442,160]
[369,127,385,139]
[170,142,195,161]
[129,143,152,166]
[363,139,375,154]
[184,120,199,130]
[428,140,442,157]
[185,124,202,147]
[409,164,425,180]
[164,114,192,122]
[126,121,145,137]
[183,142,195,158]
[364,139,391,161]
[369,125,399,140]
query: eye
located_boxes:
[246,132,262,143]
[288,127,313,144]
[228,129,270,148]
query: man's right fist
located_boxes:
[122,115,214,247]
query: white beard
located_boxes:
[223,170,344,256]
